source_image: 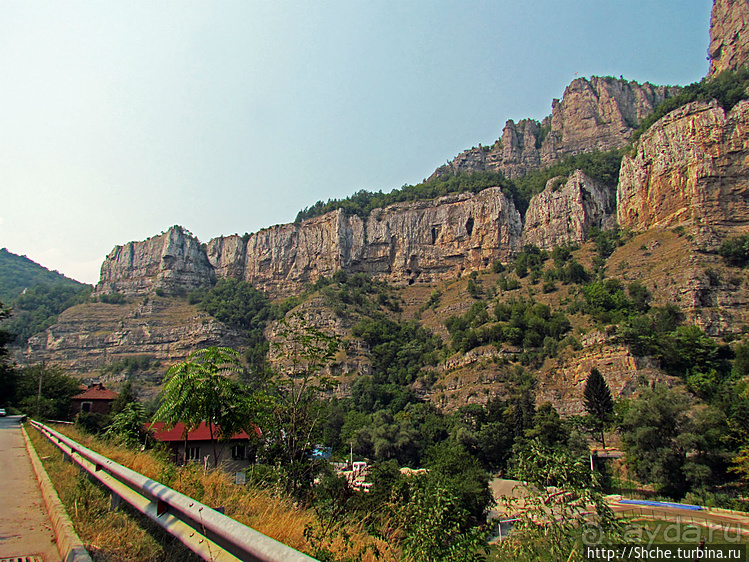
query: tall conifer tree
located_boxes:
[583,367,613,448]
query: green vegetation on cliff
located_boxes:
[631,68,749,144]
[295,148,624,223]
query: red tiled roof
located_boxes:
[147,421,262,442]
[71,383,119,401]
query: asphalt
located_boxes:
[0,415,60,561]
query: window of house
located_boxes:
[231,444,246,460]
[186,446,201,461]
[81,402,92,413]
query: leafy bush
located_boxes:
[718,234,749,267]
[102,355,159,376]
[446,297,570,354]
[352,316,441,386]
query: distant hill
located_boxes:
[0,248,88,304]
[0,248,93,345]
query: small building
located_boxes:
[70,383,119,416]
[147,421,261,472]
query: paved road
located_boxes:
[0,415,60,561]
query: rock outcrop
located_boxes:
[354,187,522,285]
[98,188,523,297]
[207,211,363,295]
[96,227,214,296]
[431,77,679,181]
[24,298,246,381]
[617,99,749,231]
[522,170,615,250]
[709,0,749,76]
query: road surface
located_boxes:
[0,415,60,561]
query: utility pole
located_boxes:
[36,360,45,419]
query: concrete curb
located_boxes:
[22,423,93,562]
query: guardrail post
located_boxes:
[110,492,122,512]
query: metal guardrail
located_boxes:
[30,420,317,562]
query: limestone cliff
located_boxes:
[522,170,614,250]
[709,0,749,76]
[354,187,521,285]
[23,297,247,383]
[431,77,679,180]
[207,211,363,296]
[617,99,749,231]
[98,188,522,297]
[96,226,214,297]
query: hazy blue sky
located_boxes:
[1,1,713,285]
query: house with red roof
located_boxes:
[70,383,118,416]
[148,421,262,471]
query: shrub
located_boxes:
[718,234,749,267]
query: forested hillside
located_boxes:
[0,248,92,344]
[0,248,87,302]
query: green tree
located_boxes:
[16,363,81,420]
[153,347,256,468]
[526,401,569,447]
[583,368,614,448]
[261,313,340,499]
[110,380,138,416]
[620,385,727,498]
[0,302,18,407]
[106,402,147,446]
[497,438,622,561]
[395,475,489,562]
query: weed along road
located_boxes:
[0,416,60,561]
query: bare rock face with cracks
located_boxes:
[618,99,749,231]
[709,0,749,76]
[97,188,524,297]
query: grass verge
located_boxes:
[27,423,399,561]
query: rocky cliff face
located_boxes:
[709,0,749,76]
[522,170,615,250]
[96,227,214,297]
[207,211,363,295]
[617,99,749,231]
[23,297,247,383]
[354,187,522,284]
[98,188,523,297]
[430,77,679,180]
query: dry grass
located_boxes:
[28,423,401,561]
[28,425,198,562]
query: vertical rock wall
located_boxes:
[96,226,214,296]
[522,170,614,250]
[709,0,749,76]
[617,100,749,231]
[98,189,522,297]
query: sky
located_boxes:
[1,1,713,285]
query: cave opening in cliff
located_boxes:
[465,218,474,236]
